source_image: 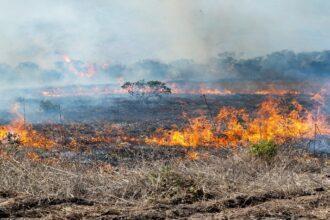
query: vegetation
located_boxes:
[0,146,328,218]
[0,95,328,219]
[121,80,171,102]
[250,139,278,160]
[39,100,60,113]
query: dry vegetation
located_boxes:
[0,145,329,219]
[0,94,329,219]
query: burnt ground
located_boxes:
[43,93,317,123]
[0,94,329,219]
[0,93,318,124]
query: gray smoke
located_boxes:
[1,0,330,65]
[0,50,329,88]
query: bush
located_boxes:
[40,100,60,113]
[121,80,171,102]
[146,165,204,202]
[250,140,277,160]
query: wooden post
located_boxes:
[58,104,62,123]
[202,94,217,132]
[23,98,26,127]
[314,123,317,155]
[58,104,64,145]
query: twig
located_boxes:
[202,94,217,132]
[41,164,79,177]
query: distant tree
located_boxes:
[40,100,60,113]
[121,80,171,102]
[16,97,25,103]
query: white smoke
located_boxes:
[0,0,330,68]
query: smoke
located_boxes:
[0,50,329,89]
[214,50,330,81]
[1,0,330,66]
[0,0,329,92]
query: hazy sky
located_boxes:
[0,0,329,67]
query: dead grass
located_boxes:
[0,146,328,207]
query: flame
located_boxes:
[146,98,329,148]
[168,83,232,95]
[0,104,54,149]
[40,85,299,97]
[310,88,330,135]
[187,151,199,160]
[41,86,127,97]
[63,54,71,63]
[255,89,300,95]
[26,152,41,161]
[60,123,141,149]
[40,81,313,98]
[167,82,304,96]
[62,54,97,78]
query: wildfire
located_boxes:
[254,89,300,95]
[62,54,97,78]
[146,98,329,148]
[63,54,71,63]
[41,86,127,97]
[0,103,54,149]
[40,83,305,97]
[40,80,315,98]
[167,82,306,96]
[168,83,232,95]
[187,151,199,160]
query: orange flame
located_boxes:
[41,86,127,97]
[0,103,54,149]
[167,82,302,95]
[187,151,199,160]
[146,98,329,148]
[62,54,97,78]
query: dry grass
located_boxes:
[0,146,327,207]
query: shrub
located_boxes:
[40,100,60,113]
[146,165,203,202]
[121,80,171,102]
[250,140,277,160]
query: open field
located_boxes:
[0,94,329,219]
[0,146,329,219]
[2,1,330,219]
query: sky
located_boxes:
[0,0,330,68]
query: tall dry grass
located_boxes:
[0,146,327,207]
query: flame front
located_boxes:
[62,54,97,78]
[146,98,329,148]
[0,103,54,149]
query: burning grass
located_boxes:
[146,98,329,148]
[0,93,328,218]
[0,52,329,218]
[0,95,328,155]
[0,103,54,149]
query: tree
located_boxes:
[121,80,171,102]
[40,100,60,113]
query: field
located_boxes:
[0,93,329,219]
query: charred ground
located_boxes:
[0,94,329,219]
